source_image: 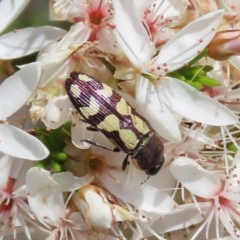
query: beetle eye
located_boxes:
[145,164,162,175]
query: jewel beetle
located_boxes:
[65,72,164,175]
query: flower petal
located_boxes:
[0,62,40,119]
[0,0,30,33]
[170,157,222,198]
[103,174,176,213]
[74,186,113,229]
[52,171,93,192]
[230,56,240,70]
[126,186,176,213]
[26,167,64,226]
[74,185,138,229]
[38,22,91,68]
[157,0,188,20]
[0,26,66,59]
[0,153,12,189]
[71,114,92,149]
[216,201,240,238]
[41,96,71,129]
[113,204,138,222]
[0,124,49,160]
[161,77,238,126]
[134,202,211,237]
[152,10,224,74]
[136,77,181,141]
[39,57,74,87]
[112,0,154,68]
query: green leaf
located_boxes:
[186,81,203,90]
[179,65,213,78]
[170,72,186,81]
[195,76,221,87]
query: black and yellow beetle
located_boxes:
[65,72,164,176]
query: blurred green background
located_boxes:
[4,0,70,32]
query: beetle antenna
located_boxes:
[141,175,150,185]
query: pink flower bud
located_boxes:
[207,30,240,60]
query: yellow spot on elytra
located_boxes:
[81,96,99,116]
[98,114,138,150]
[98,114,120,131]
[131,115,150,135]
[119,129,138,149]
[70,84,81,98]
[116,98,131,115]
[116,98,150,134]
[78,73,93,82]
[96,84,113,97]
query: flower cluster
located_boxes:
[1,0,240,239]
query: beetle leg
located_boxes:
[78,118,100,132]
[86,126,99,132]
[122,154,129,170]
[78,118,98,128]
[79,118,87,123]
[80,139,120,152]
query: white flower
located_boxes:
[0,63,48,160]
[25,167,93,239]
[74,185,139,230]
[64,133,177,238]
[25,1,117,134]
[0,154,38,239]
[112,0,238,142]
[69,135,176,234]
[169,156,240,239]
[50,0,113,26]
[0,24,68,140]
[219,0,240,27]
[137,0,189,44]
[42,0,115,86]
[2,1,240,239]
[0,27,66,60]
[0,0,30,33]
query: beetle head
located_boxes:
[134,133,164,176]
